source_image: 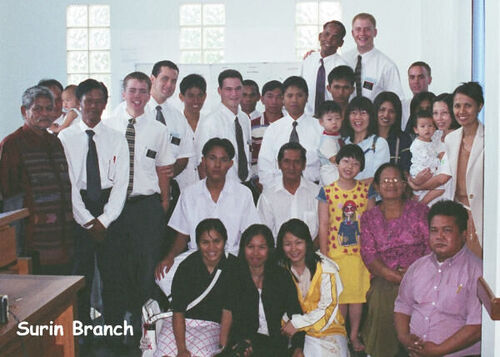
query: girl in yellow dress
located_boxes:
[318,144,373,352]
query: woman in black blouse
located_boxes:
[154,218,238,357]
[229,224,305,357]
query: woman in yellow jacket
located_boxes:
[277,219,348,357]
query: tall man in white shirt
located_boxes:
[343,13,405,101]
[258,76,322,189]
[301,20,348,116]
[196,69,256,198]
[155,138,259,283]
[103,72,175,343]
[257,142,320,240]
[58,79,129,349]
[175,74,207,191]
[147,60,194,178]
[402,61,433,130]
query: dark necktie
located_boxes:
[126,118,136,196]
[156,105,166,125]
[355,55,362,97]
[315,58,326,115]
[289,121,299,143]
[86,130,101,201]
[234,117,248,182]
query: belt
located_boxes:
[127,193,159,203]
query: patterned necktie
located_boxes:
[126,118,136,196]
[234,117,248,182]
[289,121,299,143]
[156,105,166,125]
[355,55,362,97]
[86,130,101,201]
[315,58,326,115]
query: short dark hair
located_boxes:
[317,100,342,118]
[343,96,377,141]
[283,76,308,97]
[328,65,355,85]
[179,74,207,95]
[414,110,434,128]
[202,137,235,160]
[195,218,228,245]
[374,91,403,137]
[352,13,376,28]
[262,80,283,96]
[151,60,179,77]
[323,20,346,40]
[335,144,365,171]
[38,79,63,92]
[277,142,306,163]
[122,71,152,92]
[408,61,432,77]
[428,200,468,233]
[238,224,275,261]
[242,79,260,95]
[432,93,460,130]
[218,69,243,88]
[76,79,108,103]
[275,219,321,279]
[453,82,484,107]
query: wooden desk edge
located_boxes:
[477,277,500,320]
[0,208,29,226]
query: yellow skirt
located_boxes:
[334,254,370,304]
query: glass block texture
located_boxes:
[89,28,110,50]
[180,4,201,25]
[203,28,224,49]
[180,28,202,49]
[89,5,110,26]
[204,4,225,25]
[67,5,88,27]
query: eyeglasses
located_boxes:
[381,177,404,185]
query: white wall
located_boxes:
[0,0,471,140]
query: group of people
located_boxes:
[0,10,484,357]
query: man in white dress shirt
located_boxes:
[155,138,259,281]
[58,79,129,350]
[241,79,262,120]
[257,142,320,240]
[196,69,254,193]
[402,61,433,130]
[103,71,175,344]
[258,76,322,189]
[343,13,405,101]
[175,74,207,191]
[301,20,348,116]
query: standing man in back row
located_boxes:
[301,20,348,117]
[343,13,405,101]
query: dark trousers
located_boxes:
[73,189,111,327]
[103,194,166,336]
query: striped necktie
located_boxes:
[126,118,136,196]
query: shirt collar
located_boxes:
[275,177,306,193]
[78,119,104,134]
[285,112,307,124]
[431,245,468,267]
[201,177,235,200]
[219,102,241,121]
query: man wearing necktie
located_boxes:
[58,79,129,352]
[301,20,348,116]
[196,69,258,200]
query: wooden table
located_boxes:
[0,274,84,356]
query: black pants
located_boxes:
[103,194,166,337]
[72,189,111,327]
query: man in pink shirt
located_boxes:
[394,200,482,357]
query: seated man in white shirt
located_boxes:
[258,76,322,189]
[301,20,348,116]
[103,71,175,345]
[155,138,260,292]
[58,79,129,350]
[343,13,405,101]
[241,79,262,120]
[257,142,320,241]
[175,73,207,191]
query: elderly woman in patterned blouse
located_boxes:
[360,163,430,357]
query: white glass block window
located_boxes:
[295,1,342,60]
[66,5,111,96]
[180,3,225,64]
